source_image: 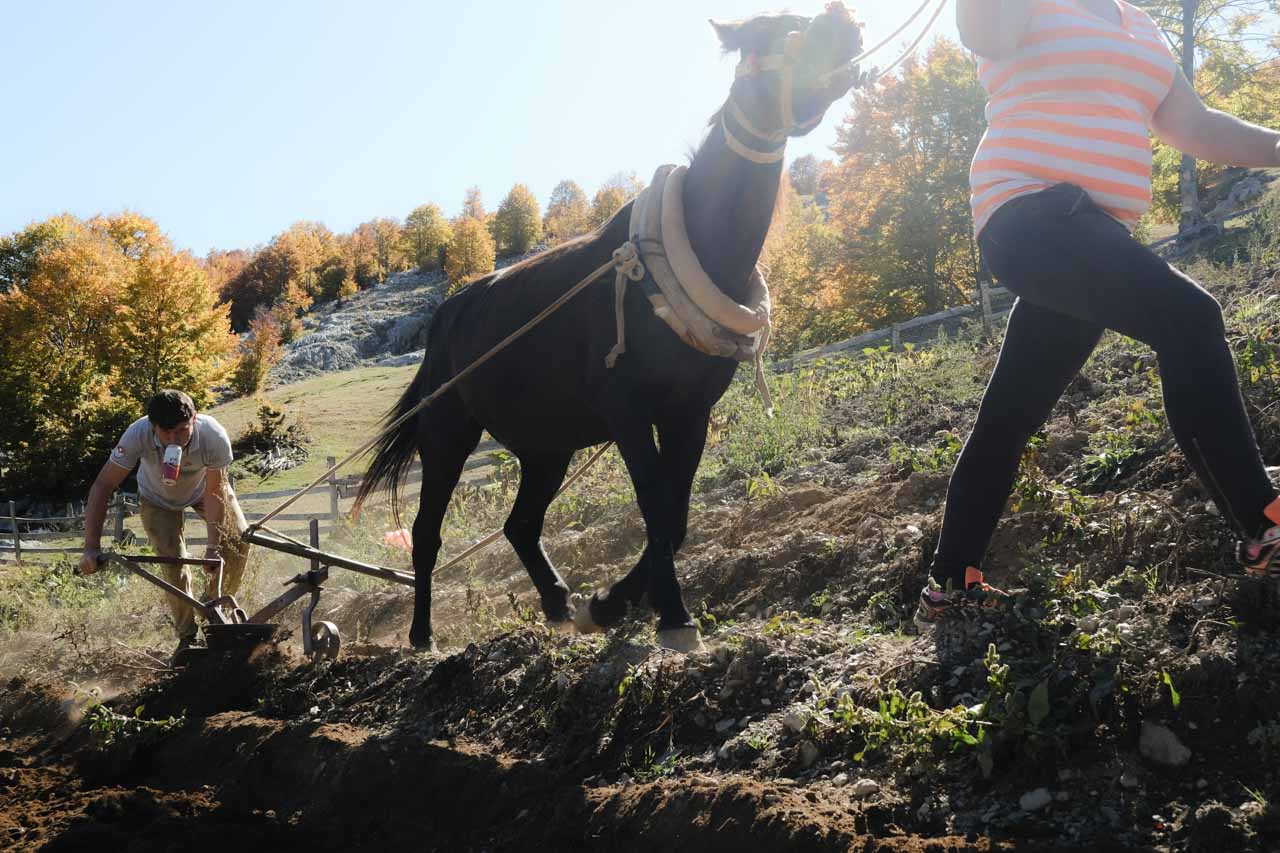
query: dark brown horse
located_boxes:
[357,4,865,652]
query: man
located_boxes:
[79,389,251,656]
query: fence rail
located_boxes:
[1,441,505,561]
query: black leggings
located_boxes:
[932,183,1275,586]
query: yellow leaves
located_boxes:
[493,184,543,255]
[444,217,496,291]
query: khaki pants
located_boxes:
[139,488,251,640]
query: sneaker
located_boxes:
[915,566,1010,626]
[1238,524,1280,579]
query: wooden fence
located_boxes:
[1,441,506,561]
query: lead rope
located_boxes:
[605,242,646,368]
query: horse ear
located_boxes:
[710,18,746,53]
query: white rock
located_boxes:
[799,740,821,768]
[1197,779,1209,790]
[1140,722,1191,767]
[1120,772,1140,789]
[782,711,808,734]
[852,778,880,798]
[1019,788,1053,812]
[831,773,849,787]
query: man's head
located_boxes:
[147,389,197,446]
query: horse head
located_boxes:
[711,2,867,155]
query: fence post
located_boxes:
[9,500,20,564]
[113,497,126,542]
[891,323,902,353]
[979,281,993,338]
[327,457,340,522]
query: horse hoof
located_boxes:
[410,636,439,654]
[657,626,705,654]
[572,594,603,634]
[547,619,577,637]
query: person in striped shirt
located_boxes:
[918,0,1280,624]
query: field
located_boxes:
[3,203,1280,851]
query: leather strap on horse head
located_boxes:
[605,164,774,415]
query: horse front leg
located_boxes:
[584,411,709,633]
[584,408,705,652]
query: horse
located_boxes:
[356,3,866,653]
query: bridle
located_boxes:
[722,30,857,164]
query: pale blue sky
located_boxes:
[1,1,959,255]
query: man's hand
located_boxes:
[77,550,102,576]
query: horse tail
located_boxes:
[352,306,452,521]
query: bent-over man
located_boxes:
[79,389,251,656]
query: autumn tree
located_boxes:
[589,172,645,228]
[759,179,848,354]
[231,310,285,397]
[493,184,543,255]
[0,213,236,495]
[461,186,486,220]
[404,203,452,271]
[1132,0,1280,224]
[543,180,591,242]
[444,217,496,291]
[111,250,237,406]
[825,40,987,324]
[788,155,824,197]
[0,214,76,293]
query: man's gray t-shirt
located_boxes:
[110,415,234,510]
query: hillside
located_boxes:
[2,201,1279,851]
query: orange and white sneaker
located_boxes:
[915,566,1010,627]
[1238,498,1280,579]
[1239,525,1280,578]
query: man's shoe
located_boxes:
[915,566,1010,627]
[171,636,200,667]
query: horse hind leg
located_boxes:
[408,402,482,651]
[505,449,575,630]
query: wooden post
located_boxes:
[310,518,320,572]
[979,281,993,338]
[327,456,340,523]
[9,501,20,564]
[891,324,902,353]
[113,496,126,543]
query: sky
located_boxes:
[1,0,960,256]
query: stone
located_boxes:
[1120,772,1140,789]
[782,711,808,734]
[831,773,849,787]
[851,778,880,798]
[1140,722,1191,767]
[799,741,820,768]
[715,718,737,734]
[1019,788,1053,812]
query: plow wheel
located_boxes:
[310,620,341,661]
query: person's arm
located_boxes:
[1152,69,1280,168]
[957,0,1032,60]
[79,460,132,575]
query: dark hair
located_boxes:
[147,390,196,429]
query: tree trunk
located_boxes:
[1178,0,1202,230]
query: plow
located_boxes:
[85,519,415,665]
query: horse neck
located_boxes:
[680,121,782,302]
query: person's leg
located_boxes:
[984,185,1276,537]
[932,298,1102,588]
[191,487,251,603]
[138,500,195,640]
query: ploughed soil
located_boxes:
[6,256,1280,851]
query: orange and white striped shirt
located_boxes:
[970,0,1177,236]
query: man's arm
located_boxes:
[956,0,1032,60]
[79,460,132,575]
[1152,69,1280,168]
[202,468,228,556]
